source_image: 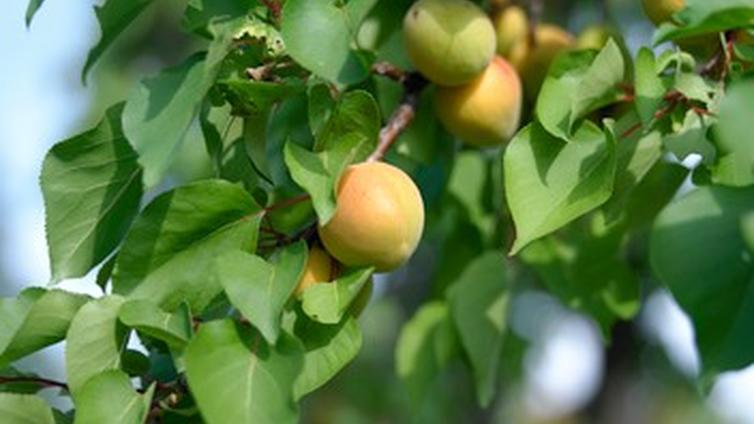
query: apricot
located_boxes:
[435,56,522,147]
[318,162,425,272]
[494,5,529,58]
[403,0,496,86]
[576,25,613,50]
[641,0,685,25]
[293,246,338,297]
[510,24,574,99]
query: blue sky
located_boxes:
[0,0,752,420]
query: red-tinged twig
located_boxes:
[701,33,735,80]
[0,376,68,391]
[371,62,407,83]
[263,193,311,213]
[260,0,282,23]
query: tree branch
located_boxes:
[368,71,429,162]
[0,375,69,391]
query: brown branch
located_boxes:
[701,32,735,80]
[368,72,429,162]
[0,376,69,391]
[371,62,407,83]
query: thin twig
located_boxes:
[528,0,544,46]
[371,62,407,83]
[368,72,429,162]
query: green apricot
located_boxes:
[403,0,496,86]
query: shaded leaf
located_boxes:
[652,186,754,376]
[41,103,142,282]
[292,315,362,400]
[82,0,154,81]
[505,121,616,254]
[25,0,45,27]
[447,253,509,407]
[395,301,458,402]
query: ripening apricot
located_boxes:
[576,25,613,50]
[318,162,425,272]
[435,56,522,147]
[403,0,496,86]
[493,5,529,58]
[641,0,685,25]
[293,246,339,297]
[510,24,574,99]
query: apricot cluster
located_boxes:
[404,0,522,147]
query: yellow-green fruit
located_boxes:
[319,162,425,272]
[494,5,529,58]
[436,56,523,147]
[293,246,338,297]
[511,24,574,99]
[403,0,496,86]
[642,0,685,25]
[576,25,613,50]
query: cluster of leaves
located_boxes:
[2,0,754,422]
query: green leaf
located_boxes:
[0,288,90,368]
[674,72,717,104]
[505,121,617,254]
[307,83,336,140]
[654,0,754,45]
[123,54,210,188]
[447,253,509,407]
[25,0,45,27]
[281,0,375,86]
[284,91,379,223]
[118,300,192,349]
[301,267,373,324]
[182,0,252,37]
[651,186,754,375]
[713,79,754,187]
[292,315,362,400]
[395,301,458,402]
[536,41,624,141]
[220,78,307,114]
[664,110,717,166]
[602,113,663,224]
[216,242,307,344]
[41,103,142,282]
[315,90,381,153]
[283,142,337,223]
[634,48,665,127]
[65,296,128,398]
[74,370,154,424]
[82,0,154,81]
[124,14,241,188]
[521,224,640,337]
[112,180,262,312]
[0,393,55,424]
[185,320,303,424]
